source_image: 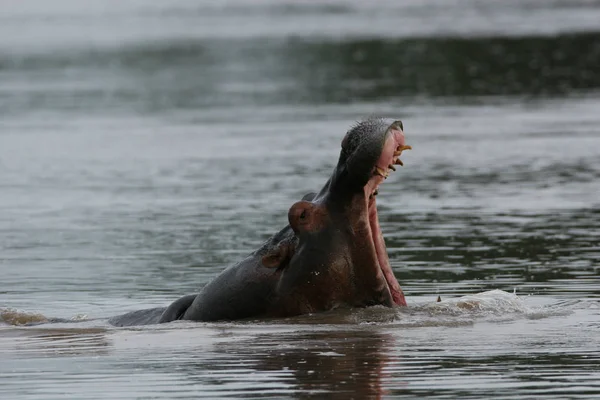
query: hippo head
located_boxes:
[267,119,410,316]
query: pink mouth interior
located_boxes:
[364,128,407,306]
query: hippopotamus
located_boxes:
[109,118,411,326]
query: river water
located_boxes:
[1,1,599,399]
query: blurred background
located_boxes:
[1,1,599,398]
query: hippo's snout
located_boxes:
[333,119,410,195]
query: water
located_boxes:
[1,0,599,398]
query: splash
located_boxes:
[386,289,572,328]
[1,308,49,326]
[0,308,89,326]
[420,289,529,316]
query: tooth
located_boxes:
[375,167,387,177]
[394,145,412,157]
[394,158,404,166]
[388,164,396,171]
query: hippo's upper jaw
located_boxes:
[280,119,410,315]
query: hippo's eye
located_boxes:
[299,210,307,220]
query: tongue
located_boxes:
[368,198,407,306]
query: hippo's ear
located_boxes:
[288,201,327,234]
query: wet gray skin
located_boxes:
[109,118,409,326]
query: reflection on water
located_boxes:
[211,330,392,398]
[1,0,600,399]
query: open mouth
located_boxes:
[364,124,411,306]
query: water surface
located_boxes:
[1,1,599,399]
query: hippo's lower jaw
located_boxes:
[368,195,406,306]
